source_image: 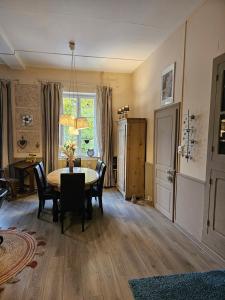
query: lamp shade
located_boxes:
[68,127,79,135]
[59,114,75,126]
[76,117,89,129]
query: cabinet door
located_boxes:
[203,56,225,259]
[205,170,225,258]
[117,122,126,193]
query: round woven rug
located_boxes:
[0,230,37,285]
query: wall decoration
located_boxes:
[17,136,27,149]
[16,131,41,154]
[14,84,42,157]
[15,84,40,108]
[161,63,176,106]
[15,108,41,131]
[22,114,33,126]
[178,110,197,162]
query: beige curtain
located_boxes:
[0,80,14,176]
[96,86,114,187]
[41,82,62,173]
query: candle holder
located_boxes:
[117,105,130,119]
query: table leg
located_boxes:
[28,170,35,192]
[18,170,25,193]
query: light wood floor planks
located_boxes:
[0,188,224,300]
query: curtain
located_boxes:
[0,80,14,176]
[96,86,114,187]
[41,82,62,173]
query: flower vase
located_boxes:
[68,159,74,173]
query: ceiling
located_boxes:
[0,0,204,73]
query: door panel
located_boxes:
[154,104,179,221]
[205,170,225,257]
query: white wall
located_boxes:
[132,0,225,241]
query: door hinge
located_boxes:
[209,178,213,185]
[212,145,214,153]
[207,219,210,227]
[216,74,219,81]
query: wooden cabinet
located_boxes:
[117,118,146,199]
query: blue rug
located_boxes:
[129,270,225,300]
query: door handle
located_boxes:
[167,175,174,183]
[167,169,176,176]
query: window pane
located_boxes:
[80,118,94,140]
[80,98,94,117]
[63,97,77,117]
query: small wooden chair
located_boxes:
[0,168,18,200]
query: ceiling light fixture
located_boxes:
[59,41,89,135]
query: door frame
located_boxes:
[153,102,181,222]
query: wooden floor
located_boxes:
[0,188,223,300]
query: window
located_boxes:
[60,92,97,157]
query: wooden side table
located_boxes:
[13,161,38,193]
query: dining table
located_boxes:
[47,167,99,219]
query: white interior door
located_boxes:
[154,104,179,221]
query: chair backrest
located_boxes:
[33,165,45,200]
[95,160,103,174]
[60,173,85,213]
[66,158,81,168]
[38,161,47,185]
[98,162,107,193]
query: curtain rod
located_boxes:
[37,79,98,87]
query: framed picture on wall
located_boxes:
[161,63,176,106]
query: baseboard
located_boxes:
[174,223,225,267]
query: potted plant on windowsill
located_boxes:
[61,141,76,173]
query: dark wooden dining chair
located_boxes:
[95,159,103,174]
[60,173,86,233]
[66,158,81,168]
[38,161,46,181]
[91,162,106,214]
[33,165,59,222]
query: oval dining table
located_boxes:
[47,167,99,220]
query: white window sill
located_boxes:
[58,156,99,161]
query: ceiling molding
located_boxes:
[0,26,25,69]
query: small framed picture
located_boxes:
[161,63,176,106]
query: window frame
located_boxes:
[59,91,97,158]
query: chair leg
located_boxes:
[52,199,58,222]
[98,195,103,215]
[60,213,64,234]
[87,195,93,219]
[82,210,85,232]
[37,200,42,218]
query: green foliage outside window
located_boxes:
[61,94,96,156]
